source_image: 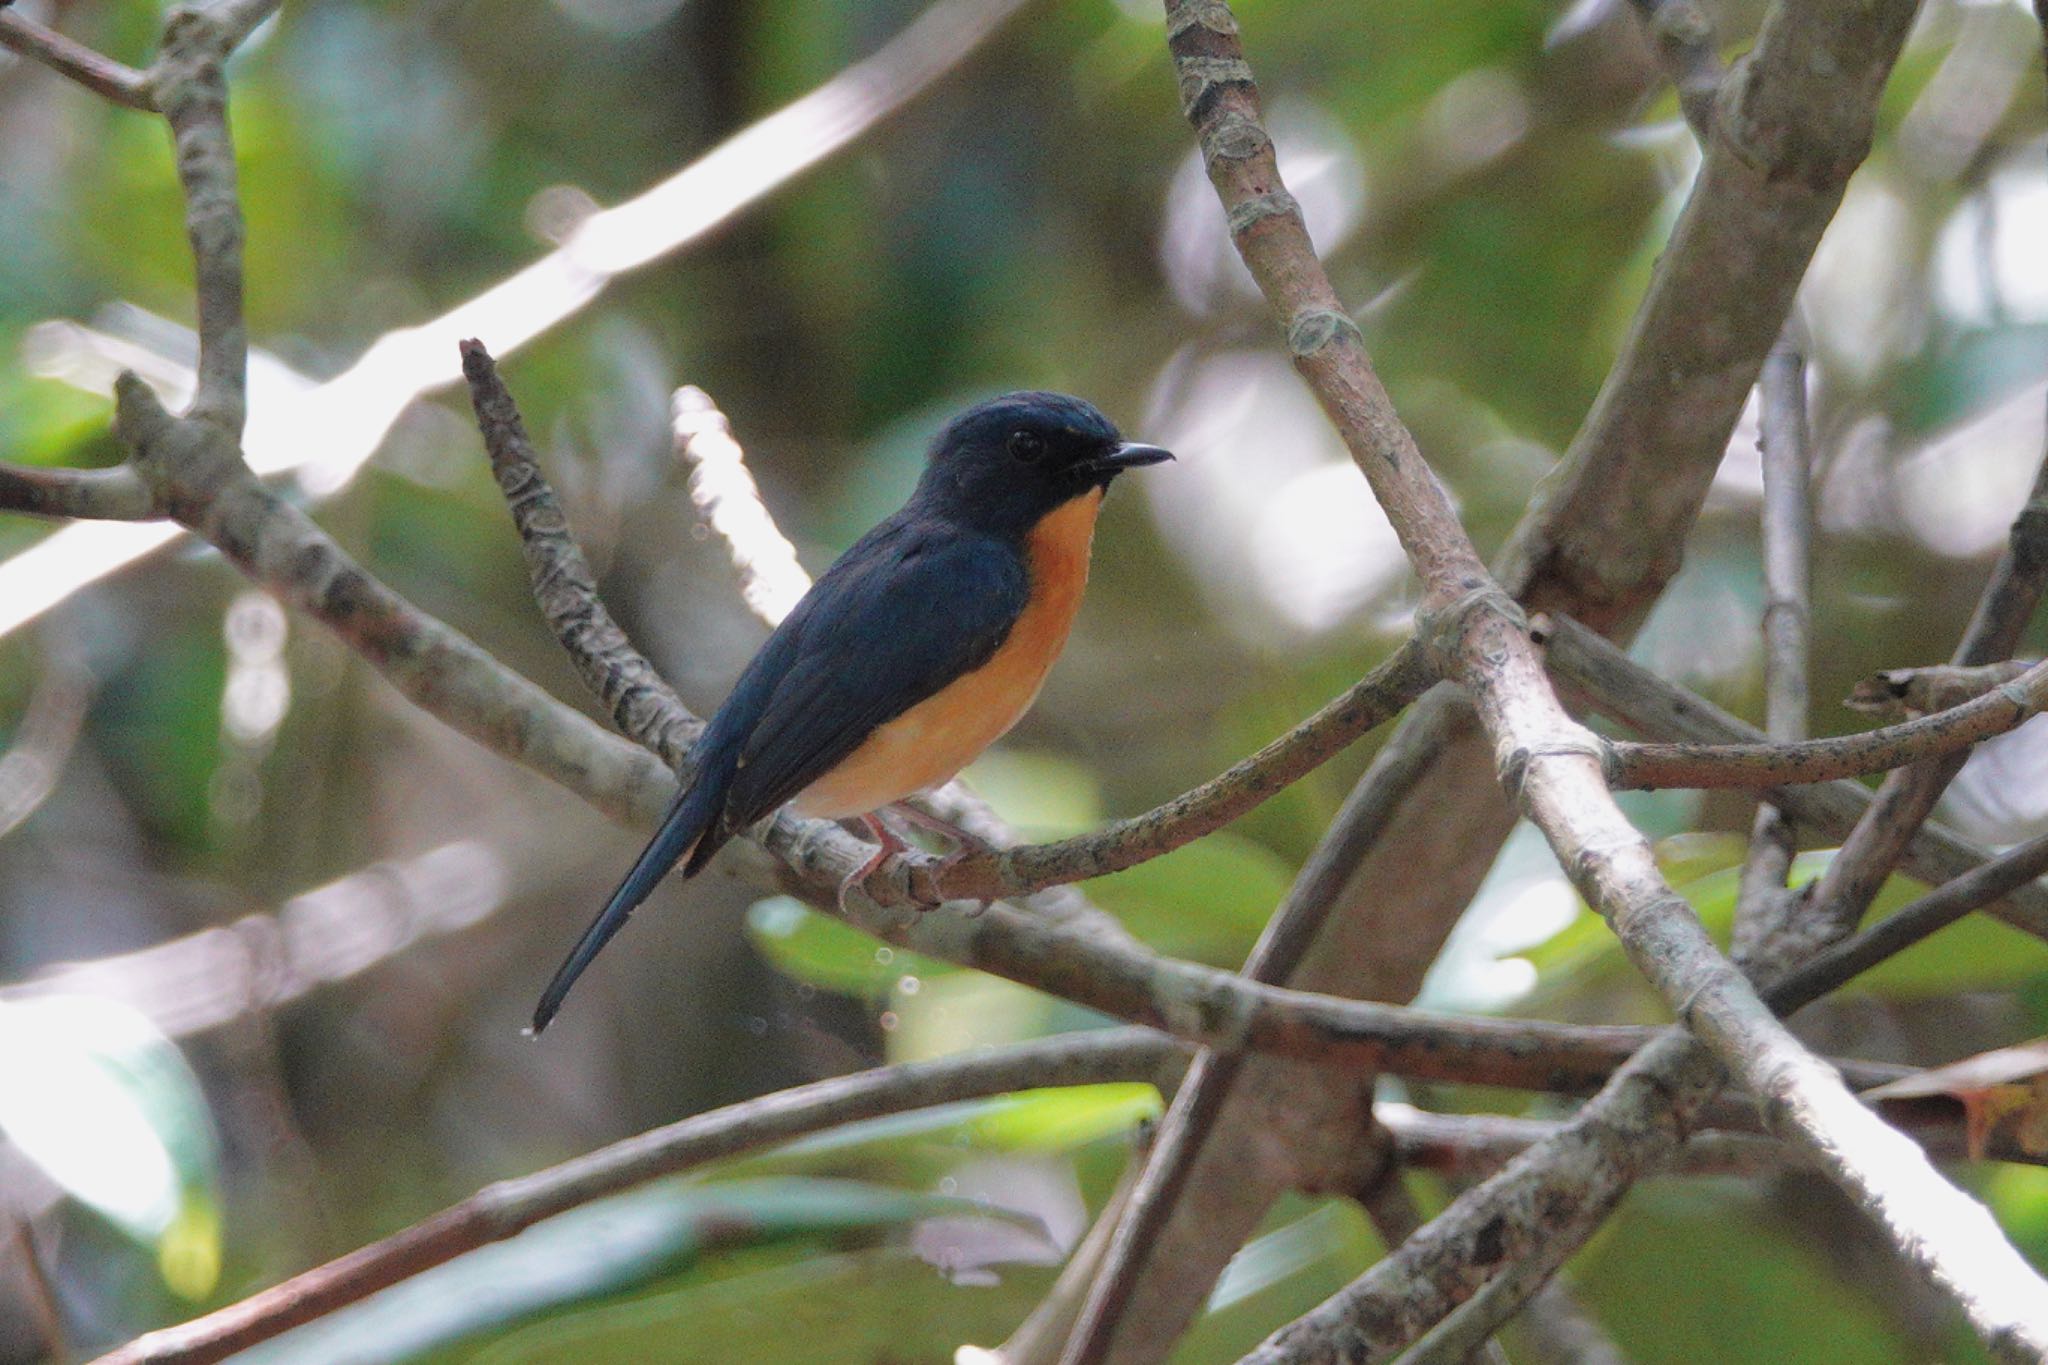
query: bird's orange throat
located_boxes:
[1023,486,1105,621]
[790,489,1103,819]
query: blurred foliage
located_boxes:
[2,0,2048,1359]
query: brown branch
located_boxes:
[1099,0,1925,1335]
[926,644,1434,903]
[1364,89,1829,1365]
[1149,3,2048,1360]
[1541,612,2048,941]
[1379,1102,1790,1182]
[90,1030,1185,1365]
[1063,687,1474,1360]
[1798,444,2048,947]
[1601,657,2048,790]
[1764,827,2048,1016]
[1735,336,1813,956]
[460,342,699,773]
[1494,0,1913,630]
[1067,0,1939,1352]
[154,6,251,436]
[0,8,154,109]
[1245,1032,1722,1365]
[1846,660,2038,719]
[0,462,159,521]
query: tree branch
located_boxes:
[0,462,159,521]
[1064,0,1940,1353]
[1734,336,1813,954]
[1062,687,1474,1362]
[90,1030,1186,1365]
[154,4,254,436]
[1798,443,2048,947]
[1541,612,2048,941]
[1600,657,2048,791]
[460,341,699,774]
[1148,3,2048,1360]
[1764,827,2048,1015]
[0,8,154,109]
[1847,659,2039,720]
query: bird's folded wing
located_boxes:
[721,526,1029,824]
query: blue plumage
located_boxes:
[530,392,1171,1033]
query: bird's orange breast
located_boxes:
[791,489,1104,819]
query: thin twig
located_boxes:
[0,8,154,109]
[1541,612,2048,941]
[1799,447,2048,946]
[1847,660,2039,719]
[0,462,159,521]
[1156,2,2048,1359]
[1734,337,1813,952]
[1764,828,2048,1015]
[929,645,1433,903]
[90,1031,1185,1365]
[154,7,249,436]
[1379,1102,1789,1181]
[460,342,698,773]
[1598,658,2048,791]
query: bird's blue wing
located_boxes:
[530,519,1025,1032]
[716,521,1029,830]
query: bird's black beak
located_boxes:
[1089,441,1175,476]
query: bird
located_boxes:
[530,391,1173,1033]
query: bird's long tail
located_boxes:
[530,776,723,1034]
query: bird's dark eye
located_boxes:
[1008,430,1045,464]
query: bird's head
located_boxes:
[913,391,1173,537]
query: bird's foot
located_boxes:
[838,812,911,913]
[884,800,997,908]
[885,800,994,854]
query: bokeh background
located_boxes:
[3,0,2048,1359]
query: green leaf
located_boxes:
[1084,831,1295,966]
[240,1178,1042,1365]
[0,995,221,1299]
[744,896,954,999]
[450,1245,1055,1365]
